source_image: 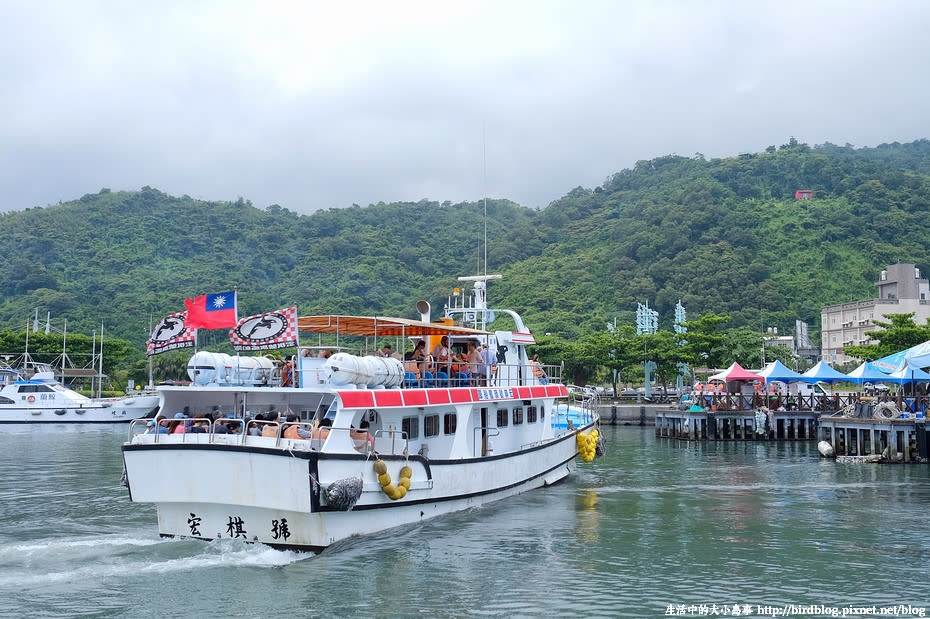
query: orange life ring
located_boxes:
[27,395,36,403]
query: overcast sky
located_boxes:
[2,1,929,214]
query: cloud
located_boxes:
[1,0,929,213]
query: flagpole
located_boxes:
[24,317,29,369]
[147,312,154,388]
[92,329,97,396]
[61,320,67,384]
[99,321,104,397]
[293,303,300,388]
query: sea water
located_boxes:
[0,424,928,618]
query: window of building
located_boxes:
[424,414,439,437]
[402,416,419,441]
[443,413,457,434]
[496,408,509,427]
[513,407,524,425]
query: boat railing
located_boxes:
[410,361,562,389]
[373,428,409,456]
[472,426,501,457]
[551,397,598,432]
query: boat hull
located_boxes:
[0,394,159,423]
[122,426,587,551]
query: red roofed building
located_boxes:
[795,189,813,200]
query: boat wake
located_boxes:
[0,534,307,589]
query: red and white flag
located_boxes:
[184,291,238,330]
[147,312,197,356]
[228,306,298,351]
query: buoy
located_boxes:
[373,459,411,500]
[817,440,834,458]
[577,429,599,462]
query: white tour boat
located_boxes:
[121,276,601,552]
[0,363,160,423]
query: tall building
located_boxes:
[821,263,930,364]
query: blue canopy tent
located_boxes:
[901,340,930,370]
[757,360,806,384]
[886,364,930,412]
[886,364,930,385]
[801,361,852,384]
[873,340,930,373]
[846,361,893,385]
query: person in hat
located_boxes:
[143,419,157,434]
[145,417,168,434]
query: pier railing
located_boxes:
[688,391,861,412]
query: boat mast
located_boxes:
[483,121,488,280]
[98,321,104,397]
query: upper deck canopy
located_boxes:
[296,315,490,338]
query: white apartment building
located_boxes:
[821,263,930,364]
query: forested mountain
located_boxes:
[2,138,929,366]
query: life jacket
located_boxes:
[261,423,279,438]
[283,424,303,440]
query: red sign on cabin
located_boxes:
[795,189,813,200]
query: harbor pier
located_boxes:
[655,409,819,441]
[818,414,929,463]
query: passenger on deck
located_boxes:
[479,343,495,386]
[283,413,310,440]
[261,412,280,437]
[350,420,375,451]
[312,417,333,440]
[531,353,549,385]
[412,340,433,384]
[281,356,294,387]
[145,418,168,434]
[432,336,452,377]
[458,341,480,385]
[189,417,209,434]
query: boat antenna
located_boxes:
[483,121,488,278]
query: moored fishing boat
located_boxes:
[120,275,601,552]
[0,363,160,423]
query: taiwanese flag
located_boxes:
[184,291,238,329]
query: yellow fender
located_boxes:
[576,429,599,462]
[373,459,412,500]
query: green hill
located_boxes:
[2,137,929,367]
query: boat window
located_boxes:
[443,413,457,434]
[18,385,55,393]
[0,396,14,405]
[424,414,439,437]
[512,407,523,425]
[526,406,538,423]
[496,408,508,427]
[402,416,419,440]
